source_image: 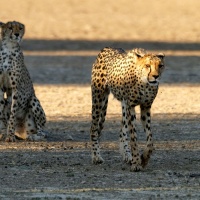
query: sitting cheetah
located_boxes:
[90,47,165,171]
[0,21,47,141]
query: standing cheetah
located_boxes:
[90,47,165,171]
[0,21,47,141]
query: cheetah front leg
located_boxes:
[0,88,6,128]
[0,88,7,140]
[0,71,8,132]
[128,104,142,171]
[3,87,12,126]
[5,92,18,142]
[119,100,132,164]
[140,106,154,168]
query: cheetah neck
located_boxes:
[1,39,23,72]
[1,39,21,54]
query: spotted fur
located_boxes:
[90,47,165,171]
[0,21,47,141]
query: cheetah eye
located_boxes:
[158,64,164,68]
[146,64,151,68]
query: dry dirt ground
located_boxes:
[0,0,200,199]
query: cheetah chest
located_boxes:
[133,86,158,106]
[0,54,18,90]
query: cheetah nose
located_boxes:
[153,75,159,79]
[15,33,19,37]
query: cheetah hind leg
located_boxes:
[13,110,36,140]
[28,96,48,141]
[25,109,48,141]
[90,88,110,164]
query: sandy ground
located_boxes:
[0,0,200,199]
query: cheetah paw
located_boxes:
[27,134,46,141]
[37,130,48,138]
[122,152,132,164]
[92,154,104,164]
[27,130,49,141]
[130,164,142,172]
[141,154,150,168]
[0,129,6,141]
[2,134,16,142]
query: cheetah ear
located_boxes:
[157,53,165,60]
[0,22,5,28]
[134,48,146,58]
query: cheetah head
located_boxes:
[135,50,165,86]
[0,21,25,43]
